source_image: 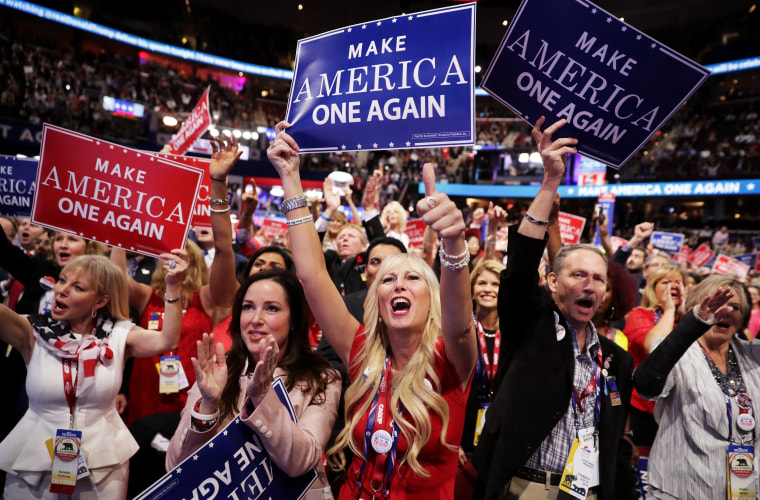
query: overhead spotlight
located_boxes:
[750,4,756,13]
[251,132,259,140]
[209,128,220,137]
[298,4,303,10]
[163,116,179,127]
[518,153,530,163]
[261,90,269,97]
[222,129,231,137]
[270,186,285,197]
[475,65,482,73]
[529,152,542,163]
[233,130,242,138]
[239,72,244,77]
[242,131,252,140]
[502,20,508,26]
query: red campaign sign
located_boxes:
[260,218,288,239]
[32,124,204,258]
[673,245,692,265]
[558,211,586,245]
[688,243,715,268]
[154,153,212,228]
[169,86,212,155]
[610,236,628,253]
[712,254,750,281]
[756,253,760,273]
[405,219,427,247]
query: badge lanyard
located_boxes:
[570,345,603,437]
[475,317,500,398]
[62,359,78,428]
[357,355,402,500]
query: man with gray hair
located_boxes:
[472,117,634,500]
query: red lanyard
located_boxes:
[476,320,500,384]
[573,346,603,415]
[62,359,77,428]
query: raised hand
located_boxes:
[323,178,340,212]
[245,336,279,407]
[362,168,382,211]
[161,249,189,288]
[697,286,736,322]
[416,163,465,240]
[209,134,243,179]
[191,333,227,413]
[630,221,655,247]
[531,116,578,182]
[267,121,300,179]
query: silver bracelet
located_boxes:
[439,240,470,271]
[209,206,230,213]
[209,197,230,205]
[280,194,307,213]
[286,215,314,227]
[164,293,182,303]
[524,213,549,226]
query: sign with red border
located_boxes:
[405,219,427,247]
[558,211,586,245]
[154,153,212,228]
[32,124,204,258]
[169,86,212,155]
[688,243,715,268]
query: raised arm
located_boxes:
[0,304,35,364]
[125,250,187,357]
[267,122,360,365]
[416,163,476,386]
[483,201,507,262]
[546,193,563,269]
[519,117,577,240]
[203,134,244,321]
[344,185,362,225]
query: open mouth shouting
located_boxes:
[575,296,596,315]
[390,296,411,315]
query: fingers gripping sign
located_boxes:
[416,163,466,240]
[531,116,578,181]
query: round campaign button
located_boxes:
[371,430,393,454]
[55,437,79,461]
[737,413,756,432]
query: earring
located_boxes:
[378,316,383,324]
[605,305,615,321]
[91,308,97,318]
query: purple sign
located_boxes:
[481,0,710,169]
[285,3,476,153]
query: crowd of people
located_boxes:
[2,117,760,500]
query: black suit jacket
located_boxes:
[472,227,633,500]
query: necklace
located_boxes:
[700,343,744,396]
[483,328,496,339]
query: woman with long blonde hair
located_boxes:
[267,121,476,499]
[381,200,410,249]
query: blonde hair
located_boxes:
[47,232,105,262]
[337,223,368,245]
[327,253,454,477]
[470,259,505,327]
[151,239,208,299]
[381,201,408,233]
[62,255,129,321]
[641,265,686,310]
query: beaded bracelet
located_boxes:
[286,215,314,227]
[280,194,307,213]
[209,197,230,205]
[524,213,549,226]
[439,240,470,271]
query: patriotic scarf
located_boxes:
[28,314,116,398]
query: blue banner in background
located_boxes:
[134,378,317,500]
[735,253,758,268]
[481,0,710,169]
[286,3,476,153]
[0,156,38,217]
[650,231,685,254]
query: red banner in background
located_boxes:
[688,243,715,268]
[260,218,288,240]
[558,211,586,245]
[154,153,212,228]
[169,86,212,155]
[712,254,750,281]
[405,219,427,247]
[32,124,204,258]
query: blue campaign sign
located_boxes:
[650,231,684,254]
[735,253,758,268]
[481,0,710,169]
[285,3,476,153]
[0,156,38,217]
[135,378,317,500]
[752,236,760,251]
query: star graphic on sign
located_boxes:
[137,153,141,157]
[80,232,84,236]
[748,183,756,190]
[373,143,378,148]
[621,26,627,32]
[408,15,413,20]
[591,8,597,13]
[96,141,100,145]
[235,418,240,424]
[110,145,114,149]
[389,142,395,147]
[208,442,214,448]
[341,144,347,150]
[405,141,411,147]
[223,430,228,436]
[376,21,382,26]
[636,34,642,40]
[606,17,612,23]
[525,115,530,120]
[347,27,352,32]
[150,157,154,161]
[123,149,127,153]
[357,144,362,149]
[130,247,134,250]
[651,43,657,49]
[567,188,575,195]
[392,18,397,23]
[193,455,199,461]
[105,240,109,244]
[362,24,367,29]
[176,467,182,474]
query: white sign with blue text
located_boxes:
[481,0,710,169]
[285,3,476,153]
